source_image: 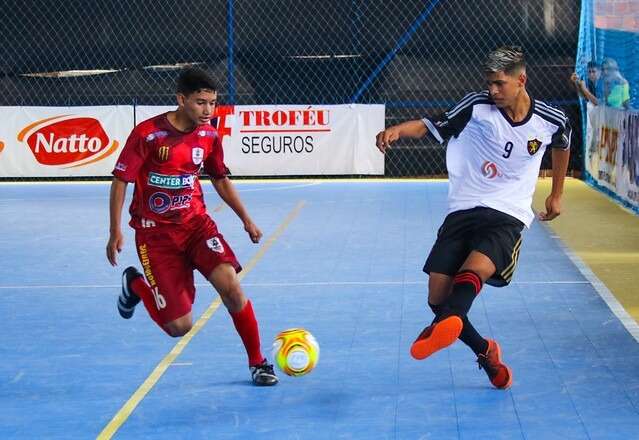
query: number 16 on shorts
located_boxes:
[152,286,166,310]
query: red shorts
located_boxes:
[134,214,241,325]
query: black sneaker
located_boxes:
[118,266,143,319]
[250,359,279,386]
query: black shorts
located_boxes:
[423,207,524,287]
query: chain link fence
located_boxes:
[1,0,582,177]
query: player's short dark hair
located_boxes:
[176,67,217,96]
[587,61,600,70]
[483,46,526,75]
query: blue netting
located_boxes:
[577,0,638,109]
[577,0,639,214]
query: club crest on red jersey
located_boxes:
[192,147,204,165]
[206,237,224,253]
[527,138,542,155]
[157,145,170,162]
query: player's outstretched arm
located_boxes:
[539,148,570,222]
[375,119,428,153]
[107,177,128,266]
[211,177,263,243]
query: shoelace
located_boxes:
[253,362,275,376]
[477,354,498,377]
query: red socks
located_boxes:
[133,275,264,365]
[230,300,264,366]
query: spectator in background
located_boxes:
[571,61,602,106]
[601,58,630,109]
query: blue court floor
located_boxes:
[1,181,638,439]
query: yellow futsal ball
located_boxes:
[272,328,320,376]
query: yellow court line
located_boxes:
[97,200,306,439]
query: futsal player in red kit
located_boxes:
[106,67,278,386]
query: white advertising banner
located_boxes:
[136,104,385,176]
[585,105,639,210]
[0,106,134,177]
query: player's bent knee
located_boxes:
[209,264,241,292]
[163,318,193,337]
[210,265,245,309]
[219,286,246,312]
[165,324,192,338]
[218,278,242,297]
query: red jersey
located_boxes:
[112,113,229,229]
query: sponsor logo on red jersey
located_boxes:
[17,115,118,167]
[148,172,195,189]
[148,192,192,214]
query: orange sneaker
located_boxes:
[410,315,463,360]
[477,339,513,389]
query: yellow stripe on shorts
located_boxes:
[501,237,523,281]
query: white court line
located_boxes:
[0,182,323,202]
[0,178,440,185]
[0,280,592,290]
[237,182,322,192]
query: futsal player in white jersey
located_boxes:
[375,46,571,389]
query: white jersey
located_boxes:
[423,91,571,227]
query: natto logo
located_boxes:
[17,115,119,168]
